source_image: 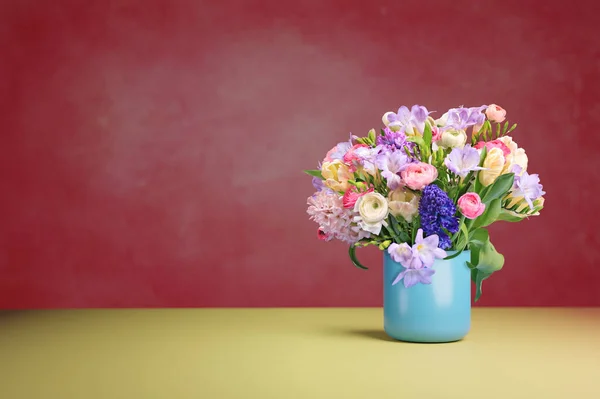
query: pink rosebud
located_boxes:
[474,139,511,158]
[431,125,442,142]
[485,104,506,123]
[457,192,486,219]
[342,185,373,209]
[400,162,438,191]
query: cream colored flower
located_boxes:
[485,104,507,123]
[505,196,544,218]
[321,160,351,192]
[353,192,389,235]
[387,189,420,222]
[497,136,528,175]
[439,129,467,149]
[479,147,505,186]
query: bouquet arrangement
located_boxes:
[305,104,545,300]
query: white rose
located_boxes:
[439,129,467,149]
[478,147,505,187]
[354,192,389,235]
[387,189,420,222]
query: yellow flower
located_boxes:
[387,188,420,222]
[497,136,528,175]
[479,147,505,187]
[321,160,351,192]
[504,196,545,218]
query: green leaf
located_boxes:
[496,208,525,223]
[348,245,369,270]
[368,129,376,144]
[423,122,433,148]
[380,128,386,136]
[502,121,509,135]
[481,173,514,204]
[473,269,492,302]
[445,221,469,260]
[468,228,489,266]
[475,238,504,274]
[507,123,517,134]
[471,198,501,230]
[483,120,492,141]
[304,169,324,179]
[467,228,504,301]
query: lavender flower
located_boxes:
[444,145,486,178]
[307,190,371,244]
[444,105,487,131]
[511,166,545,209]
[418,184,459,249]
[312,176,326,191]
[353,145,382,175]
[412,229,447,266]
[376,127,408,150]
[388,243,419,267]
[387,229,446,287]
[393,268,435,288]
[375,148,410,190]
[383,105,430,134]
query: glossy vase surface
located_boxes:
[383,250,471,343]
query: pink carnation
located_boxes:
[474,139,511,158]
[343,144,369,171]
[342,186,374,209]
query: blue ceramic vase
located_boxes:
[383,250,471,343]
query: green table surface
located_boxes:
[1,308,599,398]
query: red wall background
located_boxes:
[1,0,598,308]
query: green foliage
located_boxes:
[467,228,504,301]
[471,198,501,230]
[348,245,369,270]
[303,170,324,179]
[481,173,514,204]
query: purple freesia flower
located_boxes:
[444,145,486,178]
[384,105,431,134]
[444,105,487,131]
[511,166,545,209]
[375,148,410,190]
[376,127,407,150]
[353,145,381,175]
[312,176,326,191]
[388,242,420,268]
[387,229,446,287]
[394,268,436,288]
[412,229,447,266]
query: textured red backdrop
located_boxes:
[0,0,599,308]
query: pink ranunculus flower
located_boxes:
[400,162,438,191]
[474,139,511,158]
[431,125,442,142]
[457,192,486,219]
[343,144,369,172]
[485,104,507,123]
[342,185,373,209]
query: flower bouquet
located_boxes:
[305,104,545,303]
